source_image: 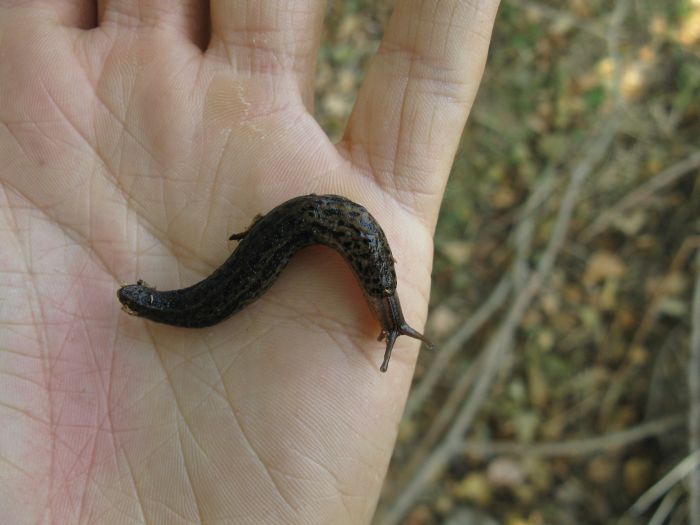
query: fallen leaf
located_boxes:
[528,361,549,408]
[623,457,653,496]
[587,456,616,485]
[491,186,517,209]
[621,63,647,102]
[452,473,492,506]
[674,6,700,46]
[583,251,626,286]
[611,209,646,236]
[487,458,526,488]
[429,304,461,338]
[440,241,472,265]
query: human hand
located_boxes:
[0,1,498,522]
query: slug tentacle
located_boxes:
[369,294,434,372]
[117,194,432,372]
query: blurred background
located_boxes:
[315,1,700,524]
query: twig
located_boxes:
[379,1,629,522]
[390,349,486,497]
[379,111,622,525]
[513,167,556,291]
[600,237,700,420]
[404,162,555,422]
[393,158,558,503]
[649,484,685,525]
[689,250,700,525]
[404,278,511,421]
[404,164,556,422]
[630,237,700,350]
[585,150,700,239]
[446,116,618,439]
[460,414,684,457]
[629,450,700,516]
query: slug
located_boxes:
[117,194,432,372]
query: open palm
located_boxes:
[0,1,497,523]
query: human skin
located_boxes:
[0,1,499,523]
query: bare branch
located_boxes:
[461,414,684,457]
[404,278,511,421]
[380,113,621,525]
[649,485,685,525]
[379,2,630,523]
[388,349,486,499]
[446,111,621,443]
[689,252,700,525]
[600,237,700,419]
[404,162,555,422]
[513,167,557,291]
[629,450,700,517]
[585,150,700,239]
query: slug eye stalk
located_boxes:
[372,295,434,372]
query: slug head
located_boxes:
[117,281,157,317]
[369,294,434,372]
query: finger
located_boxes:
[1,1,95,28]
[208,1,326,108]
[98,0,208,43]
[341,0,500,202]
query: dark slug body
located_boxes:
[118,194,432,371]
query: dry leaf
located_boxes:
[452,473,492,506]
[675,6,700,46]
[487,458,526,488]
[440,241,472,265]
[623,457,653,496]
[621,63,647,102]
[429,304,461,338]
[528,362,549,408]
[611,209,646,236]
[491,186,517,209]
[587,456,616,485]
[583,251,626,286]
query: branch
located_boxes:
[689,251,700,525]
[585,150,700,239]
[389,348,485,498]
[380,113,621,525]
[513,166,557,291]
[404,277,511,421]
[404,162,555,422]
[629,450,700,516]
[648,485,685,525]
[379,2,630,522]
[600,237,700,419]
[460,414,684,457]
[395,165,561,498]
[446,110,622,445]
